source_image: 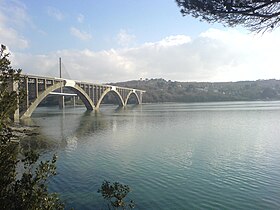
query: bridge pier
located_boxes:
[73,96,76,107]
[12,80,20,122]
[58,95,65,109]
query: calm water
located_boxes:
[23,102,280,209]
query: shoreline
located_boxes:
[10,124,39,141]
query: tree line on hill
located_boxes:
[112,78,280,103]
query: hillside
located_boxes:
[111,78,280,103]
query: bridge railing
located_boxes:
[21,74,145,93]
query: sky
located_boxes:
[1,0,280,83]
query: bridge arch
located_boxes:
[68,84,95,110]
[95,88,125,109]
[20,82,94,119]
[124,91,140,106]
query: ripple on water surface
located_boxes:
[29,103,280,209]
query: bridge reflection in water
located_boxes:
[13,74,145,121]
[20,106,139,152]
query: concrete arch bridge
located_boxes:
[14,74,145,120]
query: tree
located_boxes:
[176,0,280,32]
[98,180,135,210]
[0,45,64,210]
[0,44,22,134]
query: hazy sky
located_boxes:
[1,0,280,83]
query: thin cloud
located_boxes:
[77,14,84,23]
[0,26,28,49]
[47,6,64,21]
[70,27,92,41]
[11,28,280,83]
[5,0,31,28]
[116,29,136,47]
[0,0,29,49]
[144,35,191,47]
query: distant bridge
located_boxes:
[12,74,145,121]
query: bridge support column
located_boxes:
[13,80,20,122]
[139,92,143,104]
[73,96,76,107]
[59,83,64,109]
[59,95,65,109]
[25,77,29,108]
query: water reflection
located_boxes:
[62,111,109,152]
[21,105,141,152]
[21,108,96,151]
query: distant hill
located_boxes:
[111,78,280,103]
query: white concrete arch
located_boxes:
[20,82,94,119]
[95,87,125,109]
[67,84,95,110]
[124,90,140,106]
